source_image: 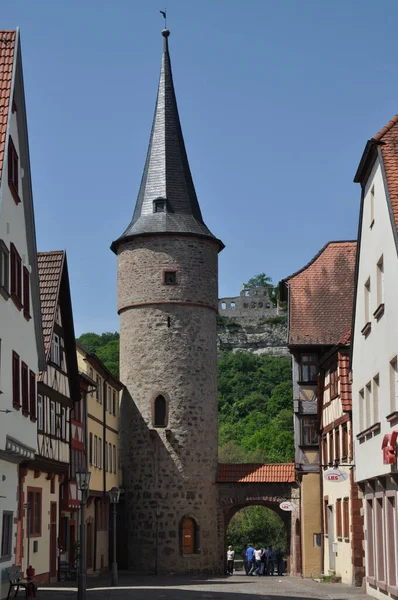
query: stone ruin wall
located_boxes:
[217,286,288,357]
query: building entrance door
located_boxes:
[50,503,57,579]
[327,505,335,571]
[182,518,195,554]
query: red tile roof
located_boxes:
[217,463,295,483]
[283,241,356,346]
[0,31,16,183]
[338,327,351,346]
[372,115,398,233]
[37,251,65,357]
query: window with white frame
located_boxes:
[105,442,108,471]
[89,368,94,395]
[370,185,375,226]
[112,390,116,416]
[98,437,102,468]
[390,357,398,414]
[50,401,56,435]
[109,443,112,473]
[113,445,116,473]
[37,395,43,431]
[364,278,371,324]
[365,382,372,429]
[373,375,379,424]
[94,435,98,467]
[51,334,60,366]
[359,388,365,432]
[61,407,66,440]
[376,256,384,308]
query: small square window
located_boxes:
[154,199,166,213]
[164,271,177,285]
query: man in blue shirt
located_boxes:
[246,543,255,575]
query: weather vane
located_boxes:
[160,8,167,28]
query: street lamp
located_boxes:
[76,469,91,600]
[108,487,120,586]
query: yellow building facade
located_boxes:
[76,343,123,573]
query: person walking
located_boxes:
[246,543,255,575]
[241,544,249,575]
[227,546,235,575]
[254,546,262,576]
[259,546,267,575]
[267,545,276,575]
[276,548,284,576]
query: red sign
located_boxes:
[382,431,398,465]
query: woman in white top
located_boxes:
[254,547,263,576]
[227,546,235,574]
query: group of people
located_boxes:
[226,543,284,576]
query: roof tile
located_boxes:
[372,116,398,233]
[0,31,16,183]
[284,241,356,346]
[37,251,65,357]
[217,463,295,483]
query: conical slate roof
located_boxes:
[111,29,223,253]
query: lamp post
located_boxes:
[108,487,120,586]
[76,469,91,600]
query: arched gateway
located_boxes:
[217,463,299,575]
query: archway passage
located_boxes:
[217,463,300,575]
[227,505,288,574]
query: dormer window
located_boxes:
[153,198,166,213]
[8,137,20,204]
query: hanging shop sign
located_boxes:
[279,501,294,511]
[324,469,348,483]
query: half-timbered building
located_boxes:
[0,29,46,598]
[18,251,81,584]
[318,328,364,585]
[280,241,356,578]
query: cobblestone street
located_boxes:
[39,573,371,600]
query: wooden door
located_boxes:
[182,518,195,554]
[50,503,57,578]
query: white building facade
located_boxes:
[0,29,45,597]
[352,116,398,599]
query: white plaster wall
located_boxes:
[0,109,39,454]
[352,157,398,483]
[323,471,351,583]
[0,460,18,599]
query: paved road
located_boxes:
[39,573,371,600]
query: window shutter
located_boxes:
[12,351,20,408]
[29,370,36,418]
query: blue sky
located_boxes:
[3,0,398,335]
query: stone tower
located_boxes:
[111,29,224,573]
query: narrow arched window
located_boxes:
[154,395,167,427]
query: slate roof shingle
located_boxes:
[217,463,295,483]
[283,241,357,346]
[0,31,16,183]
[37,251,65,357]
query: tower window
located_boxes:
[154,198,166,213]
[153,394,167,427]
[164,271,177,285]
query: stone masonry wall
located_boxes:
[118,236,223,574]
[217,322,289,357]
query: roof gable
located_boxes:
[0,32,16,182]
[38,251,80,399]
[281,241,357,346]
[0,30,46,371]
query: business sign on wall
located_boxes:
[324,469,349,483]
[279,501,294,511]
